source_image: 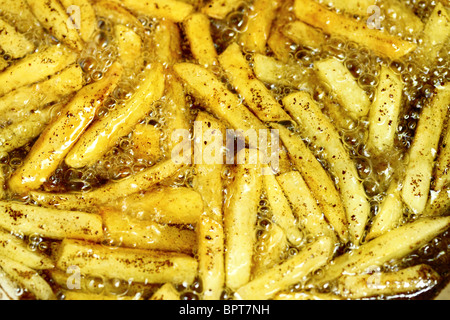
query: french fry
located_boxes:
[267,0,295,63]
[0,45,78,97]
[218,42,291,122]
[293,0,417,60]
[272,124,349,243]
[0,267,20,300]
[149,283,181,300]
[323,0,374,17]
[131,124,162,163]
[0,58,7,72]
[183,12,218,68]
[282,91,370,245]
[101,208,197,254]
[65,62,164,169]
[63,291,139,300]
[0,0,44,35]
[281,20,326,50]
[337,264,441,299]
[113,0,194,23]
[0,64,83,123]
[114,24,143,71]
[277,171,337,242]
[0,166,4,200]
[26,0,83,51]
[0,17,35,59]
[151,20,182,66]
[314,216,450,285]
[424,189,450,217]
[274,291,343,300]
[0,228,54,270]
[238,0,281,53]
[8,63,123,194]
[367,66,403,155]
[224,149,263,291]
[315,57,371,119]
[91,0,142,30]
[381,0,424,35]
[60,0,96,42]
[234,236,334,300]
[56,239,199,284]
[401,83,450,214]
[366,179,404,241]
[197,215,225,300]
[434,125,450,191]
[0,256,56,300]
[202,0,242,20]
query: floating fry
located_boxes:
[202,0,242,20]
[434,126,450,191]
[282,20,326,50]
[115,0,193,23]
[60,0,96,42]
[150,283,181,300]
[0,17,35,59]
[131,124,162,163]
[114,24,143,70]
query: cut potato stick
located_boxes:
[0,17,35,59]
[197,215,225,300]
[183,12,218,68]
[0,201,104,241]
[151,20,182,66]
[60,0,96,42]
[282,91,370,245]
[131,124,162,163]
[56,239,199,285]
[277,171,337,242]
[0,267,20,300]
[401,83,450,214]
[101,208,197,254]
[0,0,43,35]
[235,236,334,300]
[282,20,327,50]
[26,0,83,51]
[434,125,450,191]
[0,256,56,300]
[202,0,242,19]
[315,216,450,285]
[0,228,54,270]
[267,0,295,63]
[114,24,143,71]
[218,42,291,122]
[0,166,4,200]
[91,0,142,30]
[424,189,450,217]
[8,63,123,194]
[272,124,349,243]
[367,66,403,155]
[65,63,164,169]
[224,149,263,291]
[113,0,193,22]
[381,0,424,35]
[337,264,441,299]
[0,45,78,97]
[149,283,181,300]
[274,291,343,300]
[315,57,371,119]
[238,0,281,53]
[0,64,83,123]
[323,0,374,17]
[63,291,138,300]
[293,0,417,60]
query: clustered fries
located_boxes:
[0,0,448,301]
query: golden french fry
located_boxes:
[424,189,450,217]
[0,17,35,59]
[274,291,343,300]
[401,83,450,214]
[63,291,139,300]
[114,0,193,22]
[8,63,123,194]
[235,237,334,300]
[114,24,143,70]
[26,0,83,51]
[381,0,424,35]
[282,91,370,245]
[293,0,417,60]
[0,0,43,35]
[0,267,20,300]
[0,45,78,97]
[202,0,242,19]
[65,63,164,169]
[131,124,162,163]
[434,126,450,191]
[60,0,96,42]
[218,42,291,122]
[281,20,326,50]
[151,20,182,65]
[91,0,142,30]
[149,283,181,300]
[56,239,199,284]
[324,0,374,17]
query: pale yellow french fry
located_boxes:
[197,215,225,300]
[131,124,162,163]
[381,0,424,35]
[274,291,343,300]
[418,2,450,65]
[101,208,197,254]
[367,66,403,155]
[235,236,334,300]
[315,57,371,119]
[0,58,7,72]
[0,267,20,300]
[151,20,182,66]
[0,0,44,35]
[0,45,78,97]
[26,0,83,51]
[192,111,226,220]
[218,42,291,122]
[65,62,164,169]
[323,0,374,17]
[314,216,450,285]
[238,0,281,53]
[267,0,295,64]
[434,126,450,191]
[113,0,193,22]
[92,0,142,30]
[282,91,370,245]
[56,239,199,284]
[183,12,218,68]
[0,17,35,59]
[114,24,143,70]
[224,149,263,291]
[272,124,349,243]
[323,100,358,132]
[337,264,441,299]
[282,20,326,50]
[202,0,242,19]
[149,283,181,300]
[293,0,417,60]
[277,171,337,242]
[424,189,450,217]
[401,83,450,214]
[61,0,96,42]
[0,228,54,270]
[0,256,56,300]
[0,201,103,241]
[0,64,83,123]
[263,171,303,246]
[8,63,123,194]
